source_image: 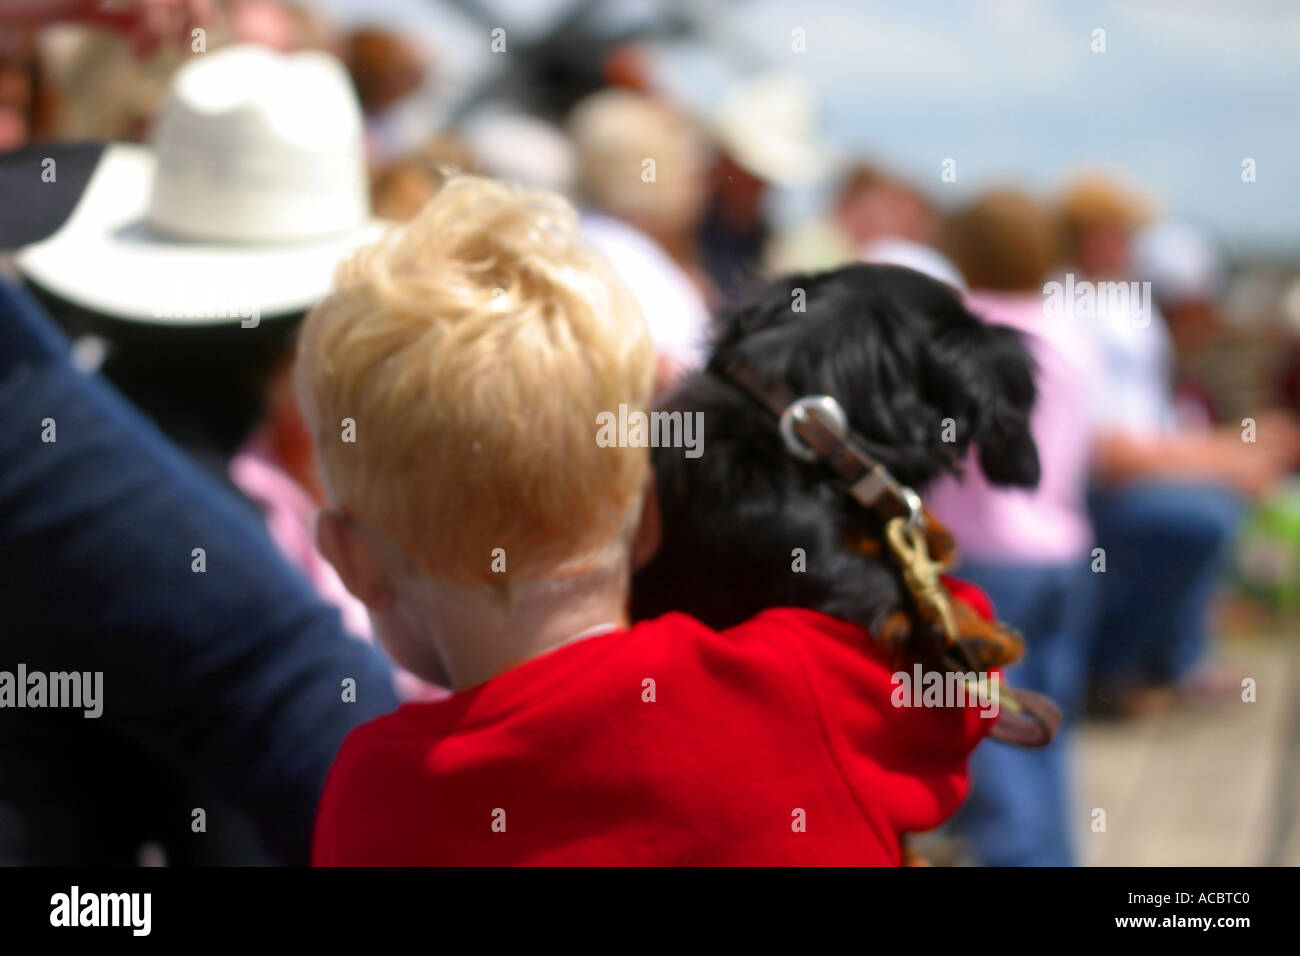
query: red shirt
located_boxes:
[314,585,996,866]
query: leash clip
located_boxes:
[885,515,958,643]
[898,485,924,531]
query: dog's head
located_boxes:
[707,263,1039,490]
[632,263,1040,633]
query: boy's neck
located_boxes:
[383,563,631,691]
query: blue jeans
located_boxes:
[950,560,1096,866]
[0,281,399,863]
[1088,482,1244,685]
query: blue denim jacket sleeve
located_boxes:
[0,279,400,864]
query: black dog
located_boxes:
[632,263,1041,644]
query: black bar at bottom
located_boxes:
[0,865,1280,942]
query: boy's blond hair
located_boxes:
[296,175,655,585]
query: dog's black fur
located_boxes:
[631,263,1041,638]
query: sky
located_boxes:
[313,0,1300,256]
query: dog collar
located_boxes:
[718,357,924,529]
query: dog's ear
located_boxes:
[707,272,821,369]
[966,321,1041,488]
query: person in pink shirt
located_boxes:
[924,190,1099,865]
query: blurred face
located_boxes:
[229,0,301,52]
[838,186,927,246]
[347,32,425,115]
[713,155,766,226]
[0,61,31,150]
[0,109,25,151]
[1077,223,1133,277]
[1164,299,1219,353]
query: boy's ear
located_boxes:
[316,510,397,611]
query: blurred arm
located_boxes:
[1093,423,1298,498]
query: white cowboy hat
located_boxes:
[1132,221,1225,306]
[712,70,832,187]
[16,44,387,323]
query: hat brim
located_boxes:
[15,143,387,323]
[726,132,829,188]
[0,142,109,249]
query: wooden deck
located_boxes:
[1075,633,1300,866]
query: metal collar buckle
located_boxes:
[778,392,924,530]
[778,395,846,462]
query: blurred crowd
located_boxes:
[4,0,1300,867]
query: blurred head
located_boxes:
[42,29,176,142]
[710,153,767,228]
[836,165,939,248]
[1059,173,1152,278]
[369,133,475,221]
[296,176,654,675]
[227,0,330,52]
[945,189,1058,293]
[0,30,50,150]
[342,27,427,116]
[569,89,707,240]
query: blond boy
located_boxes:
[304,176,989,865]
